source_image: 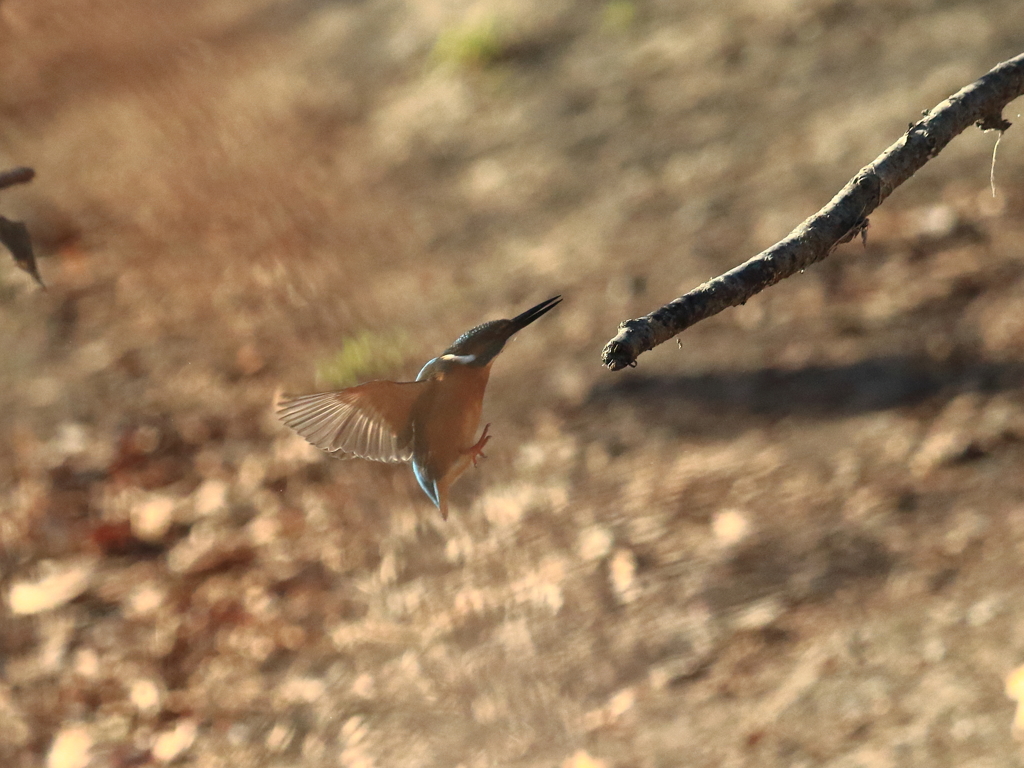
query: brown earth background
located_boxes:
[2,1,1024,766]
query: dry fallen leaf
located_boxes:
[1005,664,1024,735]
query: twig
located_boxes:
[602,53,1024,371]
[0,167,35,191]
[0,166,44,287]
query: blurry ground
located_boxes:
[2,1,1024,766]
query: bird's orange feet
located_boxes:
[465,423,491,467]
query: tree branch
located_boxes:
[602,53,1024,371]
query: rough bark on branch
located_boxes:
[602,53,1024,371]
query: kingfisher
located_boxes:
[277,296,561,519]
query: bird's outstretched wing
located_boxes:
[277,380,427,463]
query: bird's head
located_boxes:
[443,295,561,366]
[415,296,561,381]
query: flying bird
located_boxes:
[277,296,561,519]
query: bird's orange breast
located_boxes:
[415,363,492,477]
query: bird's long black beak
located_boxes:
[509,295,562,332]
